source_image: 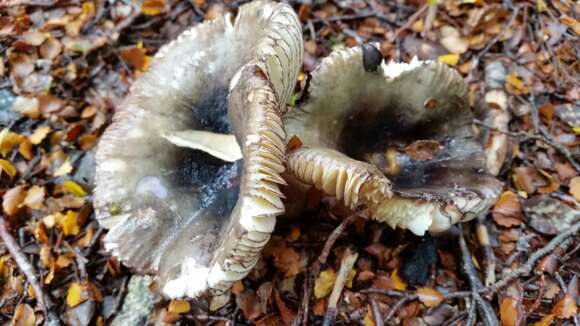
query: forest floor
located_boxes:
[0,0,579,325]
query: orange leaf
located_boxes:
[417,287,444,307]
[141,0,166,16]
[3,185,26,216]
[391,269,407,291]
[533,314,555,326]
[553,294,577,319]
[500,297,518,326]
[287,135,303,152]
[492,191,522,227]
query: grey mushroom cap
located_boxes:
[94,0,302,299]
[285,46,502,235]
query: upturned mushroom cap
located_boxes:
[94,1,302,299]
[285,45,502,235]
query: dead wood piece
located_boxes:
[322,248,358,326]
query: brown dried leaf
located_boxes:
[553,294,577,319]
[417,287,444,307]
[492,191,522,227]
[3,185,26,216]
[23,185,45,210]
[533,314,555,326]
[273,289,296,326]
[568,176,580,201]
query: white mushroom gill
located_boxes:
[94,0,302,300]
[285,45,502,235]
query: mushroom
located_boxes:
[285,45,502,235]
[94,1,302,299]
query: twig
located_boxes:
[0,217,60,325]
[465,301,477,326]
[458,224,499,326]
[388,4,428,43]
[383,294,414,321]
[485,221,580,294]
[294,214,359,326]
[370,296,384,326]
[360,288,471,300]
[476,219,496,286]
[322,248,358,326]
[474,119,580,172]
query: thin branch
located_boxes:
[484,220,580,294]
[474,119,580,172]
[0,217,60,325]
[322,248,358,326]
[458,224,499,326]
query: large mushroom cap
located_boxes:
[285,46,502,235]
[94,1,302,299]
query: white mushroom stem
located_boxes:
[163,130,243,162]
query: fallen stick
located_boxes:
[0,217,60,325]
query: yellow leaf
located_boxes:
[63,180,87,197]
[573,126,580,134]
[391,269,407,291]
[417,287,444,307]
[0,129,24,157]
[536,0,547,12]
[314,268,336,299]
[54,158,73,177]
[0,159,17,178]
[60,210,79,236]
[28,126,51,145]
[56,255,72,268]
[66,282,85,307]
[506,73,530,94]
[168,300,191,314]
[11,303,35,326]
[363,305,376,326]
[438,53,460,66]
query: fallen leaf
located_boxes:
[492,191,522,227]
[417,287,444,307]
[553,294,577,319]
[569,176,580,201]
[60,210,80,236]
[273,289,296,326]
[54,158,73,177]
[0,159,17,178]
[312,299,326,316]
[560,15,580,36]
[28,126,51,145]
[11,303,35,326]
[67,282,88,307]
[120,47,150,71]
[438,53,460,66]
[3,185,26,216]
[287,135,303,152]
[506,73,530,95]
[63,180,87,197]
[363,305,376,326]
[533,314,555,326]
[314,268,336,299]
[439,26,468,54]
[18,138,33,160]
[168,300,191,314]
[23,185,45,210]
[391,269,407,291]
[499,297,518,326]
[11,96,40,119]
[141,0,166,16]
